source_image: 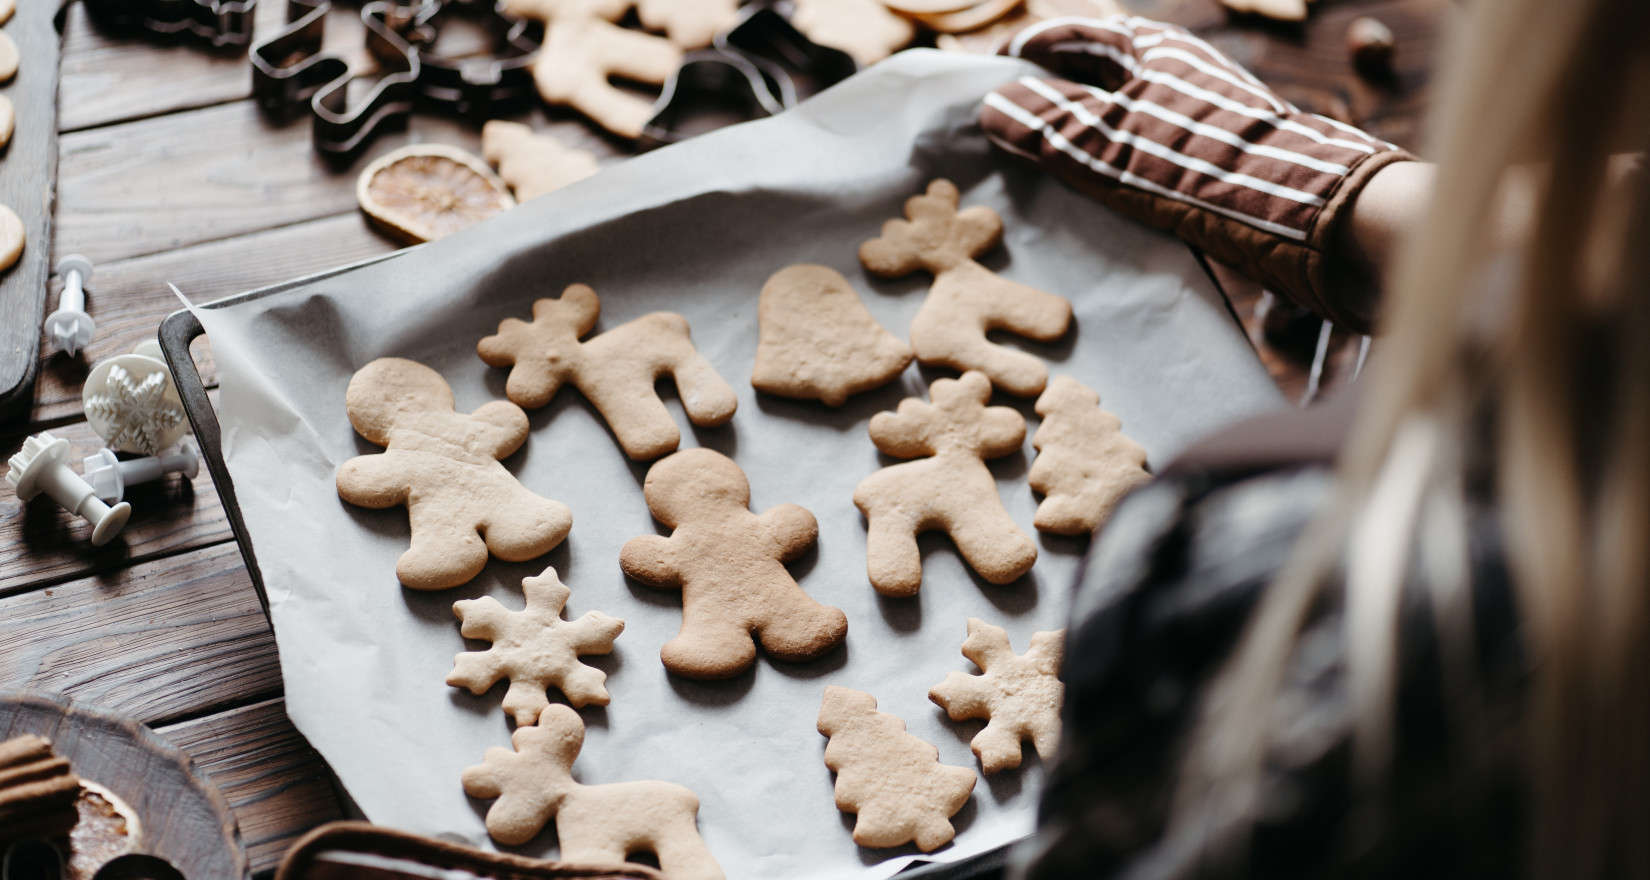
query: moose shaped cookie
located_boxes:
[621,448,848,679]
[478,284,738,461]
[1030,376,1150,535]
[928,618,1064,774]
[447,566,625,726]
[853,371,1037,596]
[464,704,724,879]
[335,358,573,590]
[817,686,976,852]
[503,0,682,139]
[860,179,1072,397]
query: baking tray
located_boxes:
[154,49,1282,880]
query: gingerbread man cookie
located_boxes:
[1030,376,1150,535]
[853,371,1037,596]
[860,179,1072,397]
[336,358,573,590]
[817,686,976,852]
[504,0,683,139]
[464,704,724,879]
[928,618,1064,774]
[481,121,600,202]
[750,264,913,406]
[448,566,625,726]
[478,284,738,461]
[621,448,848,679]
[791,0,914,67]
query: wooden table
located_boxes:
[0,1,1440,874]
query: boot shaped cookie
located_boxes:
[336,358,573,590]
[1030,376,1150,535]
[505,0,682,139]
[852,371,1036,596]
[860,179,1072,397]
[928,618,1064,774]
[463,704,724,879]
[637,0,740,48]
[478,284,738,461]
[621,448,848,679]
[448,566,625,726]
[750,264,913,406]
[816,686,976,852]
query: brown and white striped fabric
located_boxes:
[982,16,1415,332]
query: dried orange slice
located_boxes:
[356,144,516,244]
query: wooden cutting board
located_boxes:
[0,1,61,422]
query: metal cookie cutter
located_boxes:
[251,0,426,157]
[252,0,543,157]
[715,2,857,101]
[639,49,790,151]
[80,0,257,47]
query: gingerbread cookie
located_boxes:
[335,358,573,590]
[0,204,22,273]
[792,0,914,67]
[448,566,625,726]
[860,179,1072,397]
[478,284,738,460]
[1029,376,1150,535]
[928,618,1064,774]
[817,686,976,852]
[750,264,912,406]
[621,448,848,679]
[464,705,723,878]
[0,30,15,84]
[853,371,1036,596]
[637,0,740,47]
[481,121,600,202]
[505,0,682,139]
[1221,0,1311,21]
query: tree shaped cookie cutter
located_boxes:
[81,0,256,47]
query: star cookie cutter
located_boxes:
[80,0,257,47]
[82,340,190,457]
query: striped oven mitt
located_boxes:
[982,16,1415,333]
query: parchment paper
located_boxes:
[192,50,1286,880]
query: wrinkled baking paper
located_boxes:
[193,50,1285,880]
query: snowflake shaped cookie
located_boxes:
[447,566,625,726]
[84,364,186,456]
[928,618,1064,774]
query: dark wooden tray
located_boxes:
[0,2,63,422]
[0,691,247,878]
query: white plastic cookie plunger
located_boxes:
[44,255,96,357]
[82,339,190,456]
[7,432,132,546]
[82,441,200,504]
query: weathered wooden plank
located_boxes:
[0,414,234,594]
[0,542,279,725]
[56,95,623,266]
[26,212,399,426]
[159,698,345,878]
[60,0,300,133]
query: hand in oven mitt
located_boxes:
[981,15,1415,333]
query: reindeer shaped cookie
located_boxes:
[336,358,573,590]
[861,179,1072,397]
[503,0,682,139]
[621,448,848,679]
[478,284,738,461]
[853,371,1037,596]
[464,704,724,880]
